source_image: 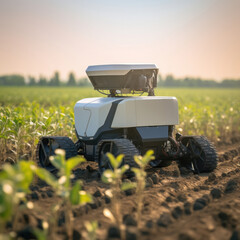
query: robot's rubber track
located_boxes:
[191,136,218,172]
[96,138,140,168]
[36,136,78,167]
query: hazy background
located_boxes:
[0,0,239,81]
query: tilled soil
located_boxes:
[12,143,240,240]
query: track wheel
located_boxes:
[36,136,78,172]
[180,136,218,173]
[97,139,139,174]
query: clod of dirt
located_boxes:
[73,229,81,240]
[178,230,195,240]
[177,193,187,202]
[217,211,237,229]
[230,149,238,157]
[172,169,180,177]
[17,226,36,240]
[123,214,137,226]
[141,229,150,236]
[146,220,153,228]
[93,187,103,198]
[41,192,47,199]
[157,212,173,227]
[104,195,111,204]
[179,167,192,176]
[91,171,100,179]
[166,196,173,203]
[58,212,65,226]
[199,185,209,190]
[162,202,169,209]
[223,153,230,160]
[146,177,154,188]
[126,230,137,240]
[194,175,200,180]
[221,172,227,177]
[184,204,192,215]
[208,172,217,182]
[230,230,240,240]
[202,194,211,203]
[30,192,39,200]
[193,198,208,211]
[89,198,99,209]
[107,226,121,239]
[86,165,95,172]
[170,181,180,190]
[171,206,183,219]
[46,190,54,198]
[225,179,238,193]
[30,186,39,191]
[210,188,222,199]
[123,179,136,196]
[21,213,36,226]
[150,173,159,184]
[193,187,200,192]
[84,204,91,214]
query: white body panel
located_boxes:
[74,96,179,138]
[86,64,158,76]
[111,97,179,128]
[74,97,113,137]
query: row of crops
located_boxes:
[0,87,240,163]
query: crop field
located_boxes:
[0,87,239,164]
[0,86,240,240]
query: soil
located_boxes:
[4,143,240,240]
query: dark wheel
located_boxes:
[36,136,78,172]
[150,137,178,168]
[97,139,139,174]
[180,136,218,173]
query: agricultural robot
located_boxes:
[36,64,218,174]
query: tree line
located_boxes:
[0,71,240,88]
[157,74,240,88]
[0,72,91,87]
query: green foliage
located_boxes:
[83,221,98,240]
[102,153,135,231]
[133,150,155,228]
[0,87,239,164]
[0,151,92,239]
[34,150,92,239]
[35,150,91,204]
[0,160,36,233]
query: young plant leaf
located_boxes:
[103,208,116,223]
[121,182,136,191]
[34,168,58,189]
[79,191,92,205]
[101,170,114,184]
[106,153,118,169]
[120,164,129,175]
[69,181,81,205]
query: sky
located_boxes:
[0,0,239,81]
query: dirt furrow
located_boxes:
[21,144,240,240]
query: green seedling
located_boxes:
[82,220,98,240]
[132,150,155,228]
[0,161,36,233]
[101,153,135,239]
[35,149,92,239]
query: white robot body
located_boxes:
[74,96,179,138]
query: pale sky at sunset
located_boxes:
[0,0,239,81]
